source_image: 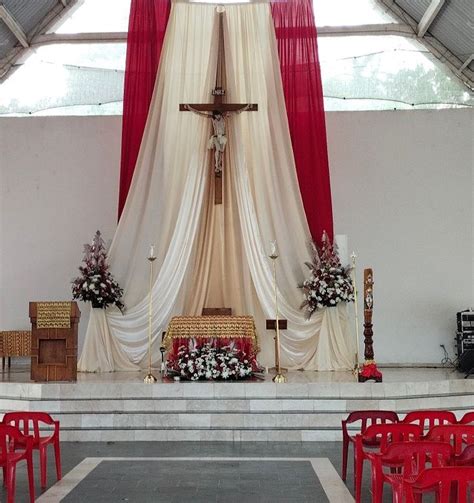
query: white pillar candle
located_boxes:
[149,244,155,258]
[335,234,348,267]
[269,240,279,258]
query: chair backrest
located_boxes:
[2,412,55,441]
[381,441,453,477]
[409,467,474,503]
[460,411,474,424]
[426,424,474,455]
[0,424,32,462]
[456,444,474,466]
[403,410,457,431]
[343,410,399,444]
[359,423,423,452]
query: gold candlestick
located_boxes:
[269,241,287,383]
[144,246,157,384]
[350,251,361,375]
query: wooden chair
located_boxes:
[0,331,31,369]
[3,412,61,489]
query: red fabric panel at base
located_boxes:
[118,0,171,219]
[271,0,334,244]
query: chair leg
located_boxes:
[40,445,47,488]
[27,452,35,503]
[2,357,4,370]
[54,438,62,481]
[391,482,403,503]
[7,357,10,369]
[355,455,363,503]
[371,466,383,503]
[342,438,349,481]
[6,463,16,503]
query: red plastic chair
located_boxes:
[402,466,474,503]
[455,444,474,466]
[354,423,422,503]
[459,411,474,424]
[2,412,61,489]
[368,441,453,503]
[425,424,474,456]
[0,424,35,503]
[341,410,399,484]
[402,410,457,431]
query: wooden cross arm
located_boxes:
[179,103,258,112]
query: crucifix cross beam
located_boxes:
[179,9,258,204]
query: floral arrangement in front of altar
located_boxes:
[299,231,354,318]
[170,343,253,381]
[72,230,124,311]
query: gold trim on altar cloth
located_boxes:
[164,315,259,352]
[36,302,72,329]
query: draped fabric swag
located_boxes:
[78,1,352,373]
[270,0,333,243]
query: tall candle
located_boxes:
[269,240,279,258]
[149,244,155,258]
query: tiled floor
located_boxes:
[56,459,334,503]
[1,441,402,502]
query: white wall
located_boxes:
[0,116,121,351]
[328,109,473,364]
[1,110,472,363]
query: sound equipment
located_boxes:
[456,310,474,377]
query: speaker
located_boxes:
[457,349,474,373]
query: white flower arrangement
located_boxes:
[299,232,354,318]
[170,343,253,381]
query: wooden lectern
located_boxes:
[29,301,80,382]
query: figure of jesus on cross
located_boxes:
[184,104,252,177]
[180,8,257,204]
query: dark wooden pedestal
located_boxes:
[29,302,80,382]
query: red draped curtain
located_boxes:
[271,0,333,243]
[118,0,171,218]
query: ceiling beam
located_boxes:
[0,0,79,82]
[30,23,414,48]
[33,31,128,45]
[458,54,474,74]
[418,0,445,38]
[0,5,29,48]
[318,23,413,37]
[377,0,473,90]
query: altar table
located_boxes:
[163,315,259,361]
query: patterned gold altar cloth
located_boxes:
[164,315,259,356]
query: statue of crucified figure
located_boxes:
[184,105,251,176]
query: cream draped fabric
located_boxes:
[78,0,353,373]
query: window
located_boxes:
[0,0,471,115]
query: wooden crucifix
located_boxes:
[179,9,257,204]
